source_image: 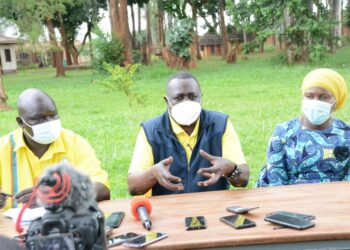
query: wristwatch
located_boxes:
[226,165,242,180]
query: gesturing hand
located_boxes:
[197,149,235,187]
[152,157,184,192]
[0,193,6,209]
[15,187,38,208]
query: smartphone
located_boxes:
[220,215,256,229]
[185,216,207,230]
[272,211,315,220]
[264,213,315,230]
[107,232,140,248]
[105,212,125,228]
[226,206,259,214]
[122,232,167,248]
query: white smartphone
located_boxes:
[122,232,167,248]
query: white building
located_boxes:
[0,34,17,73]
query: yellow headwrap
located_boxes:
[302,68,348,111]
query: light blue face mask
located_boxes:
[22,118,62,145]
[301,99,334,125]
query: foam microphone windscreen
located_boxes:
[130,197,152,219]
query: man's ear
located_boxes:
[16,117,24,128]
[331,102,337,113]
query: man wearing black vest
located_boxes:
[128,72,250,196]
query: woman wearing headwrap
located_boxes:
[258,68,350,186]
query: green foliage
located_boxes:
[345,3,350,28]
[91,30,124,71]
[168,18,195,60]
[132,50,142,64]
[227,0,336,63]
[97,63,145,106]
[17,63,39,71]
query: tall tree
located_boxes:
[218,0,229,59]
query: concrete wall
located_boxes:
[0,44,17,73]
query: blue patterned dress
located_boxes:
[261,118,350,186]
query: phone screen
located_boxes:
[220,215,256,229]
[107,232,139,248]
[273,211,315,220]
[105,212,125,228]
[185,216,206,230]
[123,232,167,248]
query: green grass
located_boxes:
[2,47,350,198]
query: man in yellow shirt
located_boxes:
[128,72,250,196]
[0,89,110,210]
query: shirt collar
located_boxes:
[168,112,200,137]
[15,128,66,158]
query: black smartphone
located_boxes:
[272,211,315,220]
[264,213,315,230]
[105,212,125,228]
[220,214,256,229]
[226,206,259,214]
[107,232,140,248]
[122,232,168,248]
[185,216,207,230]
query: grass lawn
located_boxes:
[1,46,350,198]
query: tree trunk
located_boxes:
[47,18,65,77]
[283,6,294,63]
[0,61,11,109]
[145,3,152,64]
[130,4,136,49]
[190,3,201,60]
[57,14,72,66]
[329,0,342,53]
[109,0,121,37]
[157,6,166,48]
[138,5,141,35]
[167,13,173,29]
[71,45,79,65]
[120,0,133,64]
[218,0,229,59]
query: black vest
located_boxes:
[142,109,229,195]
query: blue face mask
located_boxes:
[301,99,334,125]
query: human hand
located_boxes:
[197,149,235,187]
[152,157,184,192]
[15,187,38,208]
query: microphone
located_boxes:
[131,197,152,230]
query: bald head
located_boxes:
[17,88,58,127]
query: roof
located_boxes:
[0,34,17,45]
[200,33,222,46]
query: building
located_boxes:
[0,35,17,73]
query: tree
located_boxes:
[0,0,71,77]
[109,0,133,64]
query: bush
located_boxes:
[132,50,142,64]
[91,30,124,71]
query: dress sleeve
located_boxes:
[266,125,289,186]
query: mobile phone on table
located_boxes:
[185,216,207,230]
[107,232,140,248]
[220,215,256,229]
[226,206,259,214]
[272,211,315,220]
[264,213,315,230]
[105,212,125,228]
[122,232,167,248]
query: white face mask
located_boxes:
[169,101,201,126]
[22,118,62,145]
[301,99,333,125]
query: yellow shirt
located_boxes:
[0,128,109,210]
[128,116,246,196]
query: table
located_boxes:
[2,182,350,249]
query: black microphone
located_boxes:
[131,197,152,230]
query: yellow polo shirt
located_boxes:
[128,116,246,196]
[0,128,109,210]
